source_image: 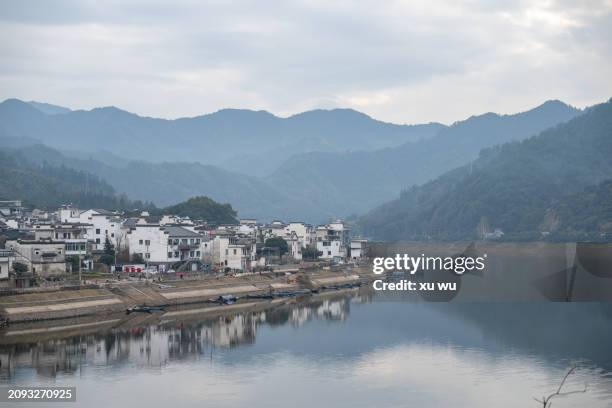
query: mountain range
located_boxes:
[0,98,587,223]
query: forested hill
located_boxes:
[0,148,150,210]
[548,179,612,241]
[359,98,612,241]
[159,196,238,225]
[268,100,581,217]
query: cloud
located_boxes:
[0,0,610,123]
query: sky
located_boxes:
[0,0,611,124]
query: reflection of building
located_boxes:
[0,292,359,379]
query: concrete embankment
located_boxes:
[0,270,369,323]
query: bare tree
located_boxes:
[534,366,587,407]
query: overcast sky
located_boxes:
[0,0,611,124]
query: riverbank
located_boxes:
[0,286,365,346]
[0,267,374,323]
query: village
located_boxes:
[0,200,369,289]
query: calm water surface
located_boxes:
[1,290,612,407]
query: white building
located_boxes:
[0,249,13,280]
[350,239,368,260]
[284,222,315,249]
[316,220,351,262]
[286,233,302,261]
[126,224,205,265]
[212,235,249,272]
[78,209,124,250]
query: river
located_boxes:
[1,289,611,407]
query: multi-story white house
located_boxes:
[316,220,351,262]
[126,224,205,266]
[78,209,124,250]
[284,222,315,249]
[211,235,250,271]
[57,206,125,250]
[53,223,90,257]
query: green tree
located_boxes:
[103,236,115,255]
[264,237,289,260]
[160,196,238,225]
[13,261,28,275]
[301,245,322,260]
[66,256,80,272]
[98,254,115,267]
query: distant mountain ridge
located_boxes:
[0,98,444,171]
[358,99,612,241]
[268,99,582,216]
[27,101,72,115]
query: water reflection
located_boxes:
[0,292,359,379]
[0,289,611,408]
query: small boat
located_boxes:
[272,289,313,297]
[320,282,362,290]
[215,294,238,305]
[126,305,166,314]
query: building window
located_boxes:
[196,251,200,257]
[189,239,194,244]
[139,239,143,245]
[145,240,150,246]
[190,251,195,257]
[96,229,100,234]
[174,251,179,258]
[168,239,172,245]
[96,238,100,244]
[168,252,173,258]
[328,251,331,255]
[111,233,115,238]
[181,239,188,244]
[145,253,150,259]
[196,239,201,244]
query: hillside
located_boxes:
[0,148,147,211]
[548,180,612,241]
[269,100,582,216]
[359,99,612,241]
[3,143,324,222]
